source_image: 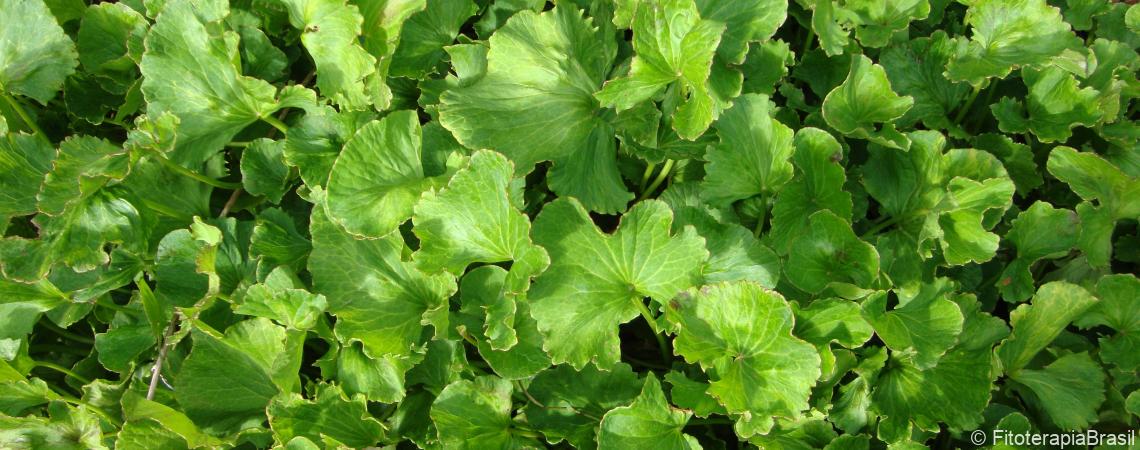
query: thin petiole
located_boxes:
[2,92,51,146]
[638,159,675,201]
[632,297,671,366]
[34,361,93,385]
[149,151,242,190]
[261,115,289,134]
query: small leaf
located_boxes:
[597,375,700,449]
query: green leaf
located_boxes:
[861,132,1015,266]
[0,0,78,103]
[0,378,58,416]
[456,266,551,378]
[330,342,419,403]
[1076,274,1140,370]
[430,377,540,449]
[355,0,428,110]
[665,281,821,433]
[597,375,700,449]
[946,0,1080,86]
[326,110,439,238]
[439,7,632,212]
[1009,352,1105,430]
[995,281,1098,374]
[94,322,155,373]
[991,67,1102,143]
[701,93,795,206]
[862,279,965,369]
[871,295,1006,432]
[530,198,707,369]
[998,202,1080,302]
[971,133,1042,196]
[268,383,386,448]
[390,0,478,78]
[153,222,221,308]
[768,128,853,255]
[139,0,291,165]
[664,372,726,418]
[229,10,288,83]
[413,150,548,294]
[0,133,55,217]
[0,402,107,450]
[236,282,328,331]
[240,138,290,203]
[523,362,642,449]
[595,0,727,139]
[740,40,793,95]
[696,0,786,64]
[34,134,131,244]
[1046,146,1140,266]
[34,189,142,274]
[121,391,222,448]
[278,0,377,109]
[880,32,971,135]
[822,55,913,150]
[786,210,880,295]
[794,298,875,349]
[250,208,311,272]
[309,188,455,360]
[661,184,781,287]
[845,0,930,48]
[1044,145,1135,219]
[75,3,147,91]
[811,0,853,57]
[283,105,375,189]
[175,320,285,434]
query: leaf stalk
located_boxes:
[2,92,51,146]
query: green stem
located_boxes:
[2,92,50,146]
[30,344,90,357]
[40,321,94,345]
[150,152,242,189]
[34,361,93,385]
[624,354,671,370]
[637,159,675,201]
[859,214,904,239]
[803,27,815,53]
[261,115,289,134]
[688,417,734,426]
[225,141,251,148]
[752,195,769,238]
[639,163,657,192]
[953,84,982,125]
[510,426,543,439]
[458,329,480,348]
[632,298,671,366]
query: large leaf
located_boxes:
[139,0,295,165]
[439,7,632,212]
[701,93,794,206]
[597,375,700,449]
[822,55,913,150]
[665,281,821,434]
[325,110,439,238]
[946,0,1081,86]
[596,0,729,139]
[0,0,78,104]
[530,198,707,369]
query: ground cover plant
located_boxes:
[1,0,1139,448]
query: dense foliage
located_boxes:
[1,0,1139,448]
